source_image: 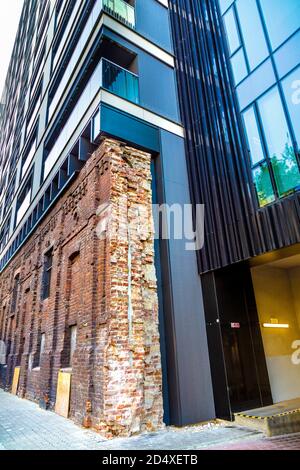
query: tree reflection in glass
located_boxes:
[252,163,275,207]
[271,143,300,197]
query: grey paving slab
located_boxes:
[0,388,287,451]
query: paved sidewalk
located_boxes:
[0,389,300,450]
[0,389,105,450]
[212,433,300,450]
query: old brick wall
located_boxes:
[0,138,163,437]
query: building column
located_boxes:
[155,130,216,425]
[92,139,163,437]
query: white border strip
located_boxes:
[156,0,169,7]
[102,15,174,67]
[100,89,184,138]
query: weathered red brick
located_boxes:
[0,138,163,437]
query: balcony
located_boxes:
[101,58,139,104]
[44,58,139,180]
[49,0,136,121]
[103,0,135,29]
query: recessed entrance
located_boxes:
[251,247,300,404]
[202,243,300,425]
[202,263,273,420]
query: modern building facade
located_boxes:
[0,0,213,433]
[170,0,300,419]
[0,0,299,434]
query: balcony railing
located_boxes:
[101,58,139,104]
[49,0,136,121]
[103,0,135,29]
[44,58,139,180]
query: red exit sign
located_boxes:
[231,322,241,329]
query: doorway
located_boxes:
[251,247,300,404]
[202,262,273,419]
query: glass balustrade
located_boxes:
[102,58,139,104]
[103,0,135,29]
[49,0,135,120]
[44,58,139,180]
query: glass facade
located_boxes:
[282,65,300,150]
[223,7,240,55]
[260,0,300,51]
[219,0,300,207]
[236,0,268,71]
[231,48,247,84]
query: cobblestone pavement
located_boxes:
[0,389,299,450]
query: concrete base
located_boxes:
[235,398,300,437]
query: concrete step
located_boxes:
[234,398,300,437]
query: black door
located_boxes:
[221,320,263,412]
[202,262,273,419]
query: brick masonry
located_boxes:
[0,138,163,437]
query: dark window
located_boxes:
[0,305,6,342]
[33,332,45,368]
[61,324,77,368]
[42,249,53,300]
[11,274,20,313]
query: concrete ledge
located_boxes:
[235,400,300,437]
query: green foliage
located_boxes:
[253,144,300,207]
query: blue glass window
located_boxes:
[236,0,268,70]
[274,30,300,79]
[219,0,234,14]
[252,163,275,207]
[243,107,264,165]
[223,7,240,55]
[236,59,276,111]
[258,87,300,197]
[243,106,275,207]
[231,48,248,84]
[260,0,300,51]
[282,66,300,150]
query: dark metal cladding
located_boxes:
[169,0,300,274]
